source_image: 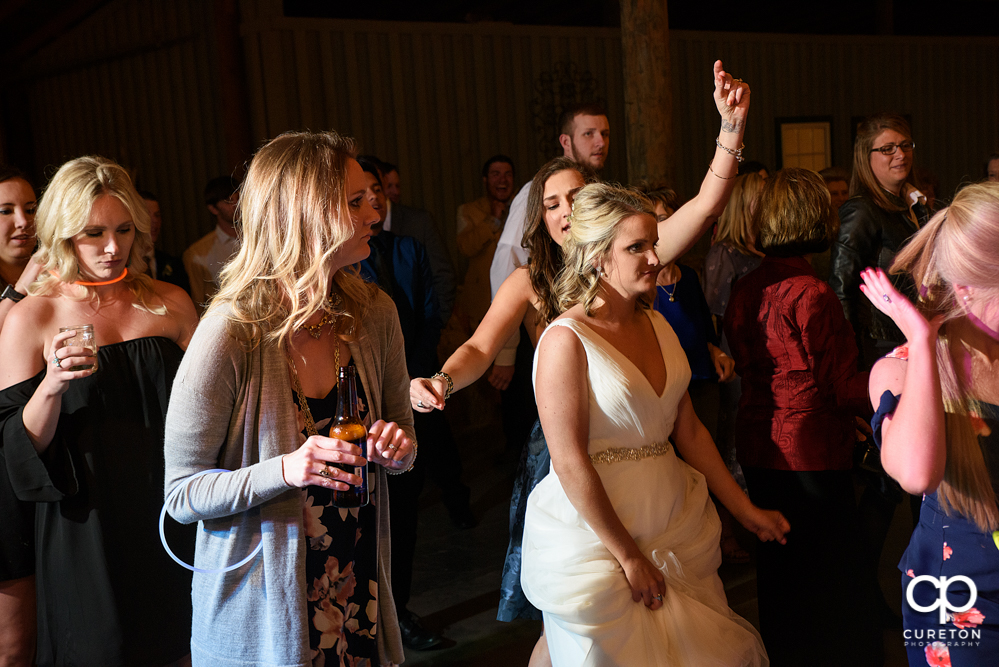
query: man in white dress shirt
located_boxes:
[487,104,610,380]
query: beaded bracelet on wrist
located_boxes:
[431,371,454,400]
[715,137,745,163]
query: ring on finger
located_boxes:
[417,400,424,408]
[319,464,331,478]
[654,594,663,601]
[882,294,892,303]
[52,353,62,369]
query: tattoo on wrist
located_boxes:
[721,119,742,133]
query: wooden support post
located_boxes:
[619,0,672,186]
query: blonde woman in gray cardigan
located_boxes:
[164,132,417,667]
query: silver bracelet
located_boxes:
[708,160,738,180]
[715,138,745,163]
[386,442,417,475]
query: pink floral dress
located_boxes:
[294,365,379,667]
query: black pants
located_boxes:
[387,408,468,610]
[743,467,882,667]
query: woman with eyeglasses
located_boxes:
[829,113,931,632]
[830,113,929,368]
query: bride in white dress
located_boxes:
[522,183,790,666]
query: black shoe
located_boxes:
[398,610,445,651]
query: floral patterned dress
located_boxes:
[873,347,999,667]
[294,364,379,667]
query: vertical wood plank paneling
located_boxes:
[509,35,531,183]
[243,31,269,143]
[323,28,344,132]
[259,30,290,133]
[493,35,511,163]
[341,30,365,140]
[431,33,460,223]
[22,0,227,256]
[450,34,474,174]
[410,33,441,219]
[20,5,999,262]
[387,32,412,193]
[471,34,490,168]
[293,31,315,130]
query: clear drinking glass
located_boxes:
[59,324,99,372]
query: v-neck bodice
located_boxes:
[534,310,691,458]
[522,309,768,666]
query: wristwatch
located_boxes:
[1,285,26,303]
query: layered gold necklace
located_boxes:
[298,294,342,340]
[289,294,343,436]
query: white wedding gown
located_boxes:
[521,313,768,666]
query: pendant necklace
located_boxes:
[661,267,679,302]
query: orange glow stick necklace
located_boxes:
[50,267,129,286]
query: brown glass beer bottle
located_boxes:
[330,365,369,508]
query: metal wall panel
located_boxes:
[19,0,228,257]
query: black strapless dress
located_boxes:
[0,337,193,666]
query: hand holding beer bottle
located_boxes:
[282,365,416,494]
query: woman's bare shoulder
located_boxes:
[153,279,198,321]
[505,265,533,293]
[868,355,907,408]
[4,292,59,332]
[551,305,586,324]
[491,265,537,312]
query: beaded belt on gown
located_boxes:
[589,441,671,465]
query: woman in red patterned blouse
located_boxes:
[724,168,882,666]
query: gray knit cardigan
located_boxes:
[164,291,411,666]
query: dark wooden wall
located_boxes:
[7,0,999,264]
[12,0,229,257]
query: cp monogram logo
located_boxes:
[906,575,978,624]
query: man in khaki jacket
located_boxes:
[455,155,514,329]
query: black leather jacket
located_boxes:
[829,191,928,352]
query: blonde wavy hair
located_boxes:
[556,183,655,316]
[211,131,374,350]
[29,156,161,314]
[713,172,765,255]
[892,181,999,532]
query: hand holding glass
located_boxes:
[59,324,98,372]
